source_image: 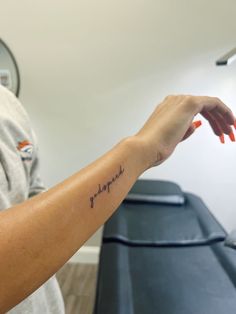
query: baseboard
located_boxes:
[68,246,100,264]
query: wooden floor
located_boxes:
[56,263,98,314]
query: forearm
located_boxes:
[0,136,146,312]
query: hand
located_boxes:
[135,95,236,169]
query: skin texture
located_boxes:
[0,95,235,312]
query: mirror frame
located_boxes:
[0,38,20,97]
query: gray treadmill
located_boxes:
[94,180,236,314]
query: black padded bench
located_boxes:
[94,180,236,314]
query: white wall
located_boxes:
[0,0,236,246]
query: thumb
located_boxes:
[181,120,202,141]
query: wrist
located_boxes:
[121,135,154,174]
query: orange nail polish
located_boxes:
[220,135,225,144]
[229,132,236,142]
[193,120,202,128]
[234,120,236,130]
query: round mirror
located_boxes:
[0,39,20,97]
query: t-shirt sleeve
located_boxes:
[28,130,47,198]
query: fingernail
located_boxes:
[234,120,236,130]
[229,132,235,142]
[219,134,225,144]
[193,120,202,129]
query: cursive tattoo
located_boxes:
[90,165,125,208]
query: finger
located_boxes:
[213,111,235,141]
[181,120,202,141]
[201,111,223,136]
[201,111,226,143]
[203,96,236,125]
[213,98,235,125]
[195,96,236,127]
[211,111,232,135]
[181,125,195,141]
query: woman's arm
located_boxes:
[0,136,145,312]
[0,95,235,312]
